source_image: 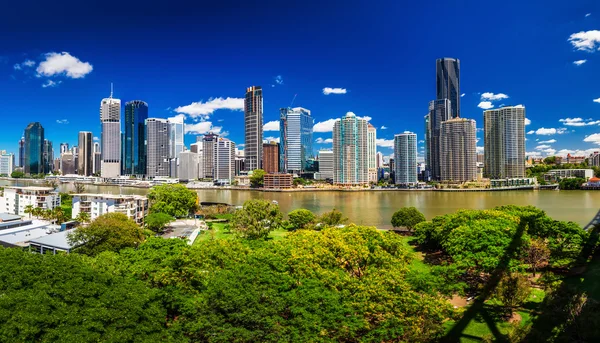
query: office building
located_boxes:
[178,151,199,182]
[72,194,148,225]
[263,142,279,174]
[264,173,293,189]
[92,142,101,175]
[214,138,235,183]
[332,113,369,185]
[43,139,53,173]
[436,58,461,118]
[23,122,45,175]
[100,88,122,177]
[367,123,377,183]
[426,99,451,181]
[0,153,15,176]
[146,118,170,178]
[394,132,418,185]
[244,86,263,171]
[169,116,185,159]
[0,186,61,216]
[317,150,334,180]
[440,118,477,182]
[18,137,25,167]
[59,143,69,155]
[123,100,148,176]
[201,133,218,179]
[77,131,93,176]
[279,107,313,174]
[484,106,526,179]
[376,151,384,169]
[61,152,76,175]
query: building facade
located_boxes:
[24,122,45,175]
[71,194,148,225]
[264,173,293,189]
[123,100,148,176]
[214,138,236,183]
[394,132,418,185]
[43,139,53,173]
[279,107,313,174]
[61,152,76,175]
[317,150,334,180]
[263,142,279,174]
[100,91,122,177]
[178,151,199,181]
[440,118,477,182]
[483,106,526,179]
[436,57,461,118]
[169,116,185,160]
[426,99,451,181]
[201,133,219,179]
[0,186,61,216]
[18,137,25,168]
[332,113,369,185]
[0,153,15,176]
[78,131,93,176]
[367,124,377,183]
[244,86,263,171]
[146,118,170,178]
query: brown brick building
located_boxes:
[262,142,279,174]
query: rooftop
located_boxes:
[29,229,77,250]
[0,213,21,222]
[4,186,55,191]
[72,193,147,200]
[0,219,59,247]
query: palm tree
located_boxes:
[31,207,42,219]
[75,211,91,225]
[24,205,33,219]
[73,182,86,194]
[52,207,66,225]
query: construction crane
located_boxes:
[289,94,297,108]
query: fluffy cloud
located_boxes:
[93,136,99,141]
[535,127,567,135]
[478,101,494,109]
[13,64,21,70]
[559,117,600,126]
[542,148,556,155]
[527,130,535,135]
[37,52,93,78]
[376,138,394,148]
[174,97,244,118]
[526,151,542,157]
[360,116,372,122]
[481,92,509,101]
[535,145,552,150]
[274,75,283,85]
[313,118,337,132]
[42,80,61,88]
[556,148,598,157]
[584,133,600,145]
[315,137,333,144]
[539,139,557,144]
[461,93,465,97]
[322,87,347,95]
[56,119,69,124]
[568,30,600,52]
[594,98,600,103]
[264,137,280,143]
[573,59,587,66]
[586,13,592,17]
[185,121,223,135]
[476,146,484,154]
[13,59,36,70]
[168,114,186,123]
[525,118,531,126]
[380,126,387,130]
[263,120,280,131]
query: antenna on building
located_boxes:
[110,83,114,98]
[289,94,297,108]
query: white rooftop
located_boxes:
[0,219,60,246]
[72,193,147,200]
[4,186,55,192]
[29,229,76,250]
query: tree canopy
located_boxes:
[145,212,173,233]
[287,208,316,230]
[10,170,24,178]
[148,184,198,217]
[231,199,283,239]
[250,169,266,188]
[318,209,348,227]
[391,207,426,230]
[68,213,145,256]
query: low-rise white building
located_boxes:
[72,193,149,225]
[0,186,61,216]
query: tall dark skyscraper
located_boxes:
[436,58,461,118]
[23,122,44,175]
[244,86,263,171]
[123,100,148,175]
[43,139,53,173]
[146,118,170,178]
[78,131,93,176]
[426,99,451,181]
[18,137,25,167]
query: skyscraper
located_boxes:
[23,122,44,175]
[93,142,101,175]
[367,124,377,183]
[18,137,25,167]
[279,107,313,174]
[394,132,418,185]
[169,116,185,159]
[263,142,279,174]
[440,118,477,182]
[146,118,170,178]
[332,113,369,185]
[436,58,461,118]
[214,137,235,183]
[426,99,451,181]
[317,150,334,180]
[178,151,199,182]
[43,139,53,173]
[123,100,148,176]
[244,86,263,171]
[61,152,75,175]
[202,133,219,179]
[100,88,121,177]
[59,143,69,155]
[484,106,526,179]
[78,131,93,176]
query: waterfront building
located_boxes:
[18,137,24,167]
[169,115,185,160]
[483,106,526,179]
[436,57,461,118]
[201,133,219,179]
[244,86,263,171]
[178,151,199,182]
[123,100,148,176]
[100,88,122,177]
[279,107,313,174]
[43,139,53,173]
[332,113,369,186]
[367,124,377,183]
[53,158,60,172]
[376,151,384,169]
[394,132,418,185]
[146,118,170,178]
[477,153,484,164]
[0,186,61,216]
[544,169,594,182]
[264,173,293,189]
[23,122,45,175]
[234,175,250,187]
[72,194,148,225]
[317,150,334,180]
[213,137,235,184]
[426,99,451,181]
[77,131,93,176]
[61,152,75,175]
[0,153,15,176]
[440,118,477,182]
[263,142,279,174]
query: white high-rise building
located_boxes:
[394,132,418,185]
[376,152,384,169]
[72,194,148,225]
[332,113,369,186]
[0,186,61,216]
[169,116,185,159]
[100,88,121,178]
[317,150,334,180]
[0,153,15,176]
[146,118,170,178]
[367,124,377,183]
[214,138,235,184]
[178,151,199,182]
[483,106,526,179]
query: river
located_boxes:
[2,179,597,228]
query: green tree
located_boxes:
[68,213,145,256]
[318,208,348,227]
[73,182,86,193]
[44,179,58,189]
[10,170,25,178]
[287,208,316,230]
[249,169,266,188]
[559,177,586,190]
[544,156,557,165]
[75,211,91,224]
[231,199,283,239]
[147,184,198,217]
[24,205,33,219]
[145,212,173,233]
[391,207,426,230]
[494,273,531,310]
[524,238,550,276]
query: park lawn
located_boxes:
[193,222,288,244]
[398,235,431,274]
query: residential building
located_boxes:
[332,112,369,185]
[426,99,451,181]
[23,122,45,175]
[394,132,418,185]
[436,57,461,118]
[100,88,122,177]
[201,133,219,179]
[146,118,170,178]
[264,173,293,189]
[263,142,279,174]
[244,86,263,171]
[61,152,76,175]
[28,230,78,254]
[169,115,185,160]
[279,107,313,174]
[564,154,586,165]
[43,139,53,173]
[590,151,600,167]
[77,131,93,176]
[18,137,24,167]
[0,153,15,176]
[178,151,199,182]
[0,186,61,216]
[123,100,148,176]
[483,106,526,179]
[367,124,377,183]
[544,169,594,182]
[214,137,235,183]
[317,150,334,180]
[440,118,477,182]
[72,194,148,225]
[376,151,384,169]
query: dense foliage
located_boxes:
[145,212,174,233]
[148,184,198,217]
[391,207,426,230]
[231,199,283,239]
[250,169,266,188]
[287,208,316,230]
[558,177,586,190]
[68,213,145,256]
[10,170,24,178]
[318,208,348,227]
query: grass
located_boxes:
[193,222,288,244]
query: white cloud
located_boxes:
[313,119,337,132]
[536,145,552,150]
[418,140,425,144]
[55,119,69,124]
[174,97,244,118]
[514,104,524,108]
[22,60,35,67]
[13,64,21,70]
[360,116,372,122]
[264,136,280,144]
[555,148,598,157]
[481,92,509,101]
[380,126,387,130]
[573,59,587,66]
[535,127,567,135]
[36,52,93,78]
[594,98,600,103]
[478,101,494,109]
[584,133,600,145]
[526,151,542,157]
[525,118,531,126]
[527,130,535,135]
[93,136,99,141]
[168,114,186,123]
[185,121,223,135]
[542,148,556,155]
[586,13,592,17]
[315,137,333,144]
[461,93,465,97]
[539,139,557,144]
[263,120,280,131]
[568,30,600,52]
[559,117,600,126]
[274,75,283,85]
[376,138,394,148]
[323,87,347,95]
[42,80,61,88]
[476,146,484,154]
[237,144,245,148]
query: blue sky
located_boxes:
[2,0,600,160]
